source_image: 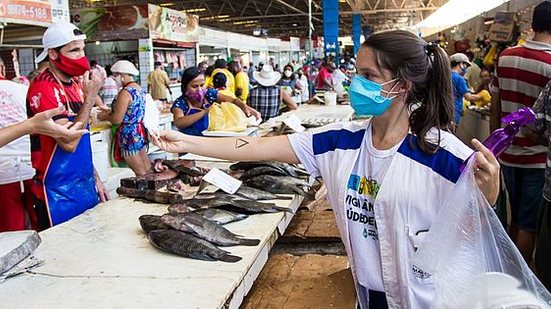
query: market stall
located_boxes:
[0,0,70,77]
[0,160,303,309]
[71,3,201,97]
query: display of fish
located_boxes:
[163,159,208,177]
[240,166,290,181]
[138,215,171,234]
[161,213,260,247]
[195,208,248,225]
[167,203,195,214]
[117,187,184,204]
[244,175,313,198]
[192,192,292,213]
[230,161,309,178]
[217,199,294,214]
[148,229,241,263]
[233,185,292,200]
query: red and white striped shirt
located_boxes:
[493,40,551,168]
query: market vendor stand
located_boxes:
[0,162,302,309]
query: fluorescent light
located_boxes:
[414,0,511,37]
[160,3,175,6]
[182,8,206,13]
[484,19,494,25]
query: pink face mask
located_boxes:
[185,88,207,103]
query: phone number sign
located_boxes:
[0,0,52,26]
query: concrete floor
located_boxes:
[241,198,357,309]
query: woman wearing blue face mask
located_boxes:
[151,31,500,308]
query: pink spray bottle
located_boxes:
[460,107,536,172]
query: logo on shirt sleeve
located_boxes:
[30,93,42,109]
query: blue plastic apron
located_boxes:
[43,116,98,226]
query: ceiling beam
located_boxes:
[273,0,322,22]
[340,6,437,14]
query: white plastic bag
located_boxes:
[411,158,551,308]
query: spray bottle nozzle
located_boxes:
[501,108,536,127]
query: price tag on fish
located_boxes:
[283,114,305,132]
[202,167,242,194]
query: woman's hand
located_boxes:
[471,139,500,205]
[244,105,261,120]
[97,106,111,122]
[150,130,187,153]
[29,108,88,139]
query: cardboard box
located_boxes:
[489,12,517,43]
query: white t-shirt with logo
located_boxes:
[0,80,34,185]
[346,124,403,292]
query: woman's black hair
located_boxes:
[180,66,202,95]
[363,30,454,154]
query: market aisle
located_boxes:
[242,199,355,308]
[240,254,355,309]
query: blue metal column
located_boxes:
[323,0,339,64]
[352,14,362,55]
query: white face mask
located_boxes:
[284,70,293,78]
[115,75,123,87]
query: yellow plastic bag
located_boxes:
[483,44,498,68]
[208,102,248,132]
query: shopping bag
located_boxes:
[207,102,248,132]
[411,157,551,308]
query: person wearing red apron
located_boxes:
[26,21,109,230]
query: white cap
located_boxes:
[449,53,471,66]
[35,21,87,64]
[111,60,139,76]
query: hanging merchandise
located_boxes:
[411,156,551,308]
[489,12,517,43]
[483,43,499,68]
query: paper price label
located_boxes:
[283,114,305,132]
[202,167,242,194]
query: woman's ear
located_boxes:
[400,79,413,93]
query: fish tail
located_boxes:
[274,206,295,214]
[238,238,261,246]
[294,186,315,199]
[219,254,242,263]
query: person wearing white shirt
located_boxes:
[333,64,350,98]
[150,30,500,308]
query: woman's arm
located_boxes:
[217,92,261,119]
[151,130,299,164]
[101,90,130,125]
[172,107,207,129]
[281,90,298,110]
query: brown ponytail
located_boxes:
[363,30,454,154]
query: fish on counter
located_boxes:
[167,205,249,225]
[192,192,293,214]
[167,203,195,214]
[120,169,179,191]
[161,213,260,247]
[139,215,171,234]
[239,166,290,181]
[117,187,184,204]
[229,161,309,178]
[233,185,292,200]
[244,175,314,199]
[148,229,241,263]
[194,208,248,225]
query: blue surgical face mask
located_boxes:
[460,63,468,75]
[348,75,402,117]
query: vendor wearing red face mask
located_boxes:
[26,21,109,230]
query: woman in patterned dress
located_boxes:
[98,60,151,176]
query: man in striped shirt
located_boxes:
[490,0,551,263]
[532,80,551,290]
